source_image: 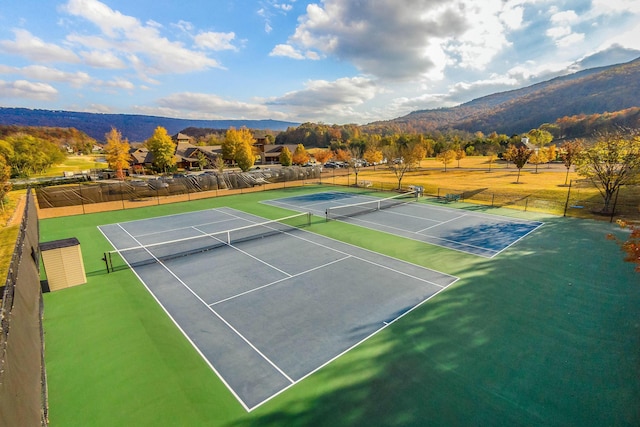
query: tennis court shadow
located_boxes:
[227,217,640,426]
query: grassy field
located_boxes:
[39,186,640,426]
[42,154,108,177]
[324,157,639,221]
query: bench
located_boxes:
[359,180,372,187]
[444,193,460,203]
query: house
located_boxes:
[254,143,298,165]
[129,143,222,172]
[174,142,221,170]
[129,147,154,173]
[175,132,193,144]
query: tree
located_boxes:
[363,147,383,169]
[145,126,176,173]
[454,146,466,167]
[104,127,130,180]
[486,148,497,172]
[0,154,11,207]
[529,149,549,173]
[223,127,255,167]
[333,149,350,163]
[292,144,310,165]
[196,151,209,170]
[503,144,518,169]
[527,128,553,147]
[0,133,65,177]
[545,144,558,168]
[235,137,255,172]
[527,128,553,173]
[560,139,583,185]
[214,156,225,173]
[512,146,533,184]
[383,141,422,190]
[436,149,455,172]
[279,147,292,166]
[576,130,640,213]
[313,149,333,165]
[607,220,640,273]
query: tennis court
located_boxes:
[98,207,457,411]
[264,191,543,257]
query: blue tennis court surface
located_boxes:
[263,191,543,258]
[98,208,457,411]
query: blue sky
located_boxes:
[1,0,639,125]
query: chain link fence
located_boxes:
[430,181,639,222]
[0,189,48,426]
[35,166,322,218]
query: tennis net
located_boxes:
[325,191,418,221]
[104,212,311,272]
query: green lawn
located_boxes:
[41,186,640,426]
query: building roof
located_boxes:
[129,147,154,164]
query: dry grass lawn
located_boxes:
[325,156,640,220]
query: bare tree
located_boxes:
[576,130,640,213]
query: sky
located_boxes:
[1,0,639,125]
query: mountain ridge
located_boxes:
[374,57,640,135]
[0,108,299,142]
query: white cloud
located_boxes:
[154,92,278,119]
[0,64,91,87]
[270,44,320,60]
[98,77,135,90]
[0,29,80,63]
[268,77,378,108]
[284,0,518,82]
[0,79,58,100]
[62,0,224,75]
[194,31,237,51]
[545,9,584,47]
[590,0,640,15]
[80,50,127,69]
[275,3,293,12]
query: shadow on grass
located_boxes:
[229,217,640,427]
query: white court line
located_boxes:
[486,222,544,258]
[98,226,252,412]
[133,217,242,238]
[209,255,351,307]
[282,227,451,289]
[250,267,458,412]
[333,213,500,257]
[264,199,324,213]
[114,223,296,387]
[191,226,293,278]
[414,200,545,225]
[416,213,468,233]
[214,207,457,288]
[101,207,460,412]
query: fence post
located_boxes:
[119,181,125,210]
[491,193,495,207]
[563,180,572,217]
[78,183,85,214]
[524,196,529,211]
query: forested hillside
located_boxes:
[372,57,640,135]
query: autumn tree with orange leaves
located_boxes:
[607,221,640,273]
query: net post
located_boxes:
[102,252,112,273]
